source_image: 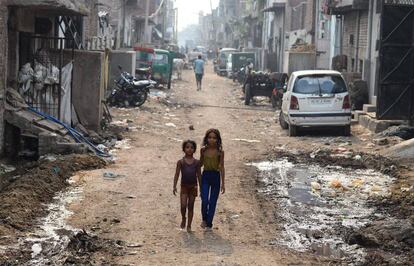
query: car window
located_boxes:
[152,54,168,64]
[293,75,347,94]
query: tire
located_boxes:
[343,125,351,136]
[279,111,288,129]
[129,91,148,107]
[244,84,251,105]
[288,124,298,137]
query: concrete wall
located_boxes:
[109,50,136,90]
[283,51,316,74]
[0,2,7,155]
[72,50,105,132]
[368,0,380,104]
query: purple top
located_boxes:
[181,158,199,185]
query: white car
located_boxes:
[279,70,351,137]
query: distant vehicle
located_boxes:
[217,48,238,76]
[134,46,154,69]
[279,70,351,137]
[195,46,208,59]
[152,49,175,89]
[188,50,203,64]
[226,52,255,79]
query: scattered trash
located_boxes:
[379,125,414,140]
[40,155,57,162]
[97,144,108,152]
[330,179,343,190]
[52,166,61,174]
[103,172,126,179]
[127,243,143,248]
[400,186,413,192]
[114,139,131,150]
[230,214,240,220]
[0,163,16,174]
[373,138,389,146]
[334,147,347,153]
[351,179,365,188]
[189,125,195,130]
[231,138,261,143]
[310,149,322,159]
[149,90,168,100]
[354,155,362,160]
[165,123,177,128]
[168,137,182,142]
[249,157,396,263]
[311,181,321,191]
[31,243,42,258]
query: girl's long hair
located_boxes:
[203,128,223,152]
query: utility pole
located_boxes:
[144,0,150,44]
[210,0,216,50]
[122,0,126,47]
[175,8,178,44]
[162,0,167,47]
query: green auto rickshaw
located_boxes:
[227,52,255,80]
[152,49,175,89]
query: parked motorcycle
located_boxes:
[108,66,156,108]
[270,73,289,109]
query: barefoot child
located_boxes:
[200,129,225,229]
[173,140,201,232]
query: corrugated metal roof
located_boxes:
[7,0,90,15]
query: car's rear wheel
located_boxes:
[289,124,298,137]
[244,84,251,105]
[279,111,288,129]
[343,125,351,136]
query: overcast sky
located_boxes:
[175,0,219,30]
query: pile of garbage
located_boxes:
[379,125,414,140]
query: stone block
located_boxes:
[358,113,406,133]
[353,110,366,121]
[363,104,376,113]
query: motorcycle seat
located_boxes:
[136,67,151,73]
[133,80,151,86]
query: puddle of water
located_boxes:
[20,181,83,265]
[248,159,395,264]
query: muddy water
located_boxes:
[21,181,82,265]
[249,159,395,264]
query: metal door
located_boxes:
[377,0,414,123]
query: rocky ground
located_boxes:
[0,65,413,265]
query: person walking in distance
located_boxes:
[200,129,225,230]
[193,55,205,91]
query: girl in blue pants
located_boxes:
[200,128,225,229]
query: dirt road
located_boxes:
[68,66,330,265]
[1,63,412,265]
